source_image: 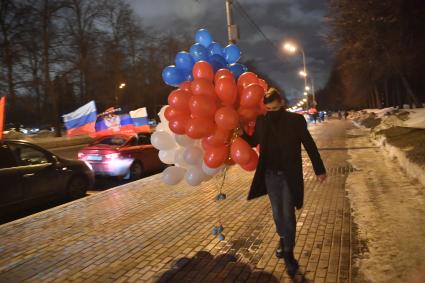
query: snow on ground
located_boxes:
[345,128,425,283]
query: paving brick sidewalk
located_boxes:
[0,120,356,283]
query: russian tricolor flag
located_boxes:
[63,101,97,137]
[95,113,135,137]
[129,107,151,132]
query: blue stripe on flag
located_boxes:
[64,111,97,130]
[132,116,148,126]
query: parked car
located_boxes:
[78,133,164,180]
[0,140,94,215]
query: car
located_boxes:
[0,139,94,216]
[77,133,164,180]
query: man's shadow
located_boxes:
[155,251,310,283]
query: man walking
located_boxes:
[243,88,326,277]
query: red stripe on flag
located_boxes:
[66,122,96,137]
[0,96,5,141]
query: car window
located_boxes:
[9,144,49,165]
[137,134,151,145]
[0,145,17,168]
[95,136,127,146]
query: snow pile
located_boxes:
[352,108,425,130]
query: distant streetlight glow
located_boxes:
[119,83,126,89]
[303,98,307,102]
[304,92,308,96]
[305,86,310,91]
[299,70,307,77]
[283,42,297,53]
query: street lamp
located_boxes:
[299,70,307,77]
[305,86,310,91]
[303,92,308,96]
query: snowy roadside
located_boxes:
[350,108,425,187]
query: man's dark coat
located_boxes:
[243,110,326,209]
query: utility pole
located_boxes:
[225,0,239,43]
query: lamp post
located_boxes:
[283,41,311,107]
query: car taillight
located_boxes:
[105,153,121,159]
[78,152,85,159]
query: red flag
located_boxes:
[0,96,5,140]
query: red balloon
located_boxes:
[258,101,267,114]
[215,68,234,82]
[258,78,268,92]
[204,145,229,168]
[215,77,237,106]
[185,117,215,139]
[189,95,217,118]
[238,72,259,89]
[205,127,231,146]
[191,78,216,99]
[241,149,258,171]
[179,81,192,91]
[215,106,239,130]
[230,137,252,165]
[164,106,188,121]
[238,107,259,123]
[192,61,214,82]
[169,116,189,134]
[240,83,264,108]
[168,89,191,111]
[201,138,215,151]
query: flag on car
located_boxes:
[0,96,5,140]
[129,107,150,133]
[95,112,135,137]
[62,101,97,137]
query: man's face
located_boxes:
[265,99,282,112]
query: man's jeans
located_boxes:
[265,170,296,252]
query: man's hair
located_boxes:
[264,87,288,105]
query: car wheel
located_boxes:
[67,176,88,199]
[129,161,144,180]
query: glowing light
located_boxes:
[119,83,126,89]
[305,86,310,91]
[299,70,307,77]
[283,42,297,53]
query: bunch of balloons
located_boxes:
[154,28,269,187]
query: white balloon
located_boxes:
[183,146,203,165]
[159,149,176,164]
[151,131,176,150]
[156,122,170,133]
[185,166,206,186]
[175,135,196,147]
[158,105,168,123]
[202,162,224,176]
[174,147,189,168]
[162,166,186,185]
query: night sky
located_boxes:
[128,0,333,104]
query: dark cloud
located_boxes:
[128,0,333,103]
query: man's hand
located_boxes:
[316,174,327,183]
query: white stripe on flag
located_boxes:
[129,107,148,118]
[62,101,97,122]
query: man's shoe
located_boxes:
[275,238,285,258]
[283,251,299,277]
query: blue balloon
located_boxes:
[208,54,227,72]
[224,44,241,64]
[175,51,194,71]
[195,29,213,48]
[229,63,246,79]
[190,43,209,62]
[162,65,185,87]
[208,42,224,56]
